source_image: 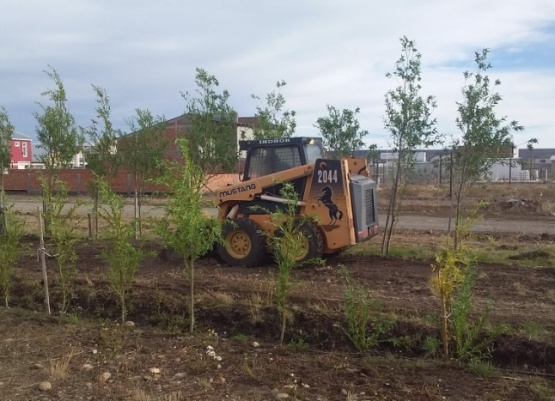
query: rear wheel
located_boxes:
[274,220,324,265]
[217,218,266,267]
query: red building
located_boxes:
[10,131,32,169]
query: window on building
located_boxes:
[22,142,28,157]
[14,141,20,147]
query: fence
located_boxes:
[2,169,239,195]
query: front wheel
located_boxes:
[217,218,266,267]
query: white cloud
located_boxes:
[0,0,554,149]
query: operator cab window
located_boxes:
[247,146,302,179]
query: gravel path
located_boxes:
[9,196,554,235]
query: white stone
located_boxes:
[275,393,289,400]
[149,367,161,374]
[82,364,94,371]
[252,341,260,348]
[100,372,111,381]
[124,321,135,327]
[38,381,52,391]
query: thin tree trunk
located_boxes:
[509,155,512,186]
[454,194,463,251]
[447,191,454,234]
[38,208,51,315]
[121,294,126,324]
[382,159,402,255]
[280,308,286,345]
[92,185,99,240]
[189,258,195,333]
[449,153,453,199]
[381,193,393,254]
[138,189,143,238]
[441,288,449,359]
[134,175,139,240]
[381,164,396,254]
[452,158,468,251]
[0,175,6,236]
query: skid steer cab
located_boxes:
[215,137,379,267]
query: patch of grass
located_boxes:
[308,299,336,316]
[204,290,234,307]
[197,377,213,391]
[507,248,555,267]
[242,356,263,382]
[231,333,249,343]
[64,313,81,325]
[247,293,263,323]
[186,349,213,375]
[471,248,510,264]
[348,242,435,260]
[131,388,151,401]
[48,348,77,381]
[467,359,498,377]
[540,200,555,215]
[512,281,528,296]
[287,338,309,352]
[155,312,188,332]
[387,246,433,259]
[345,391,359,401]
[342,269,393,352]
[97,325,129,356]
[422,336,441,358]
[132,388,184,401]
[530,378,555,401]
[418,313,439,327]
[519,321,551,341]
[351,238,555,268]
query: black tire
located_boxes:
[217,218,266,267]
[274,220,324,265]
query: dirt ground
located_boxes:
[1,183,555,400]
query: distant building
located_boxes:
[117,114,257,171]
[518,148,555,180]
[347,147,554,184]
[9,131,32,169]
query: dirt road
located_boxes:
[10,195,555,235]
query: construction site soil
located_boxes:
[1,184,554,400]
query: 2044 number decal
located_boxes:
[317,169,338,184]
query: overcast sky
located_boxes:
[1,0,555,149]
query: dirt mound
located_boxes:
[493,198,543,214]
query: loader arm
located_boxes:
[216,163,315,219]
